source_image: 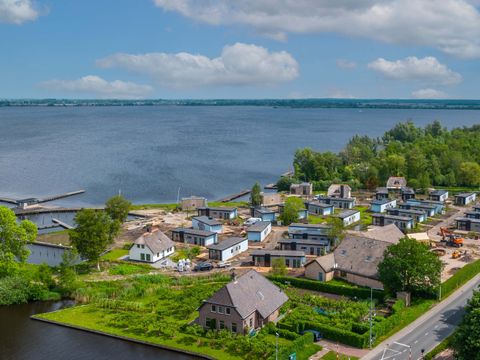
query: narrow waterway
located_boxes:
[0,301,199,360]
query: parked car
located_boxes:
[193,262,213,271]
[217,261,231,268]
[244,217,262,226]
[301,329,322,342]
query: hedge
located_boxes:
[268,275,385,301]
[440,259,480,299]
[277,332,316,359]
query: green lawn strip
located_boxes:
[107,262,152,276]
[355,206,372,228]
[101,249,129,261]
[321,350,359,360]
[440,259,480,299]
[33,306,241,360]
[36,230,70,245]
[424,333,455,360]
[297,344,323,359]
[130,201,248,211]
[309,215,327,224]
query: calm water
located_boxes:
[0,301,198,360]
[1,106,480,207]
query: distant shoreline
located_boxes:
[2,99,480,110]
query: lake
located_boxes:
[1,106,480,207]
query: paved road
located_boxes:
[361,274,480,360]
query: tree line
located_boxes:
[277,121,480,191]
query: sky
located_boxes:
[1,0,480,99]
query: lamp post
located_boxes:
[369,287,373,349]
[276,332,279,360]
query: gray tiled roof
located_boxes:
[204,270,288,319]
[289,223,330,229]
[372,213,413,221]
[307,253,335,272]
[251,249,306,257]
[193,216,222,226]
[386,177,407,188]
[355,224,404,244]
[207,237,247,251]
[172,227,216,237]
[429,190,448,196]
[371,199,396,205]
[198,206,237,212]
[133,230,174,254]
[337,209,360,219]
[456,192,476,198]
[247,221,271,232]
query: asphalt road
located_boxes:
[362,274,480,360]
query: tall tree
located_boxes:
[250,182,262,207]
[69,209,116,271]
[452,290,480,360]
[105,195,132,223]
[0,206,37,277]
[326,217,345,247]
[278,197,304,225]
[378,237,442,295]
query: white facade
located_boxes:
[129,243,175,263]
[247,222,272,242]
[340,211,361,226]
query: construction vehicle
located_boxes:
[451,250,461,259]
[440,227,464,247]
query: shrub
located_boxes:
[441,260,480,298]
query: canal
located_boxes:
[0,301,199,360]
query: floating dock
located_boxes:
[217,189,251,202]
[52,218,74,230]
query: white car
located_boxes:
[244,217,262,226]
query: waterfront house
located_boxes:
[247,221,272,242]
[197,206,237,220]
[290,182,313,196]
[171,227,218,247]
[278,203,308,220]
[129,228,175,263]
[261,192,283,206]
[327,184,352,198]
[370,198,397,213]
[398,202,436,217]
[401,187,416,201]
[305,200,334,216]
[455,217,480,233]
[407,199,444,215]
[26,242,79,267]
[454,193,477,206]
[465,211,480,219]
[336,209,361,226]
[278,238,330,256]
[386,208,426,223]
[386,177,407,191]
[304,234,399,289]
[192,216,223,233]
[316,195,356,209]
[207,237,249,262]
[252,250,306,268]
[197,270,288,333]
[251,207,277,222]
[429,190,449,202]
[371,213,413,231]
[181,196,207,211]
[375,187,389,200]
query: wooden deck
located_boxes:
[217,189,251,202]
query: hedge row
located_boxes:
[277,332,315,359]
[441,259,480,298]
[268,275,385,301]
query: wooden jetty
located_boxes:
[52,218,74,230]
[14,206,103,216]
[0,196,19,204]
[36,190,85,204]
[264,183,278,190]
[0,189,85,206]
[217,189,251,202]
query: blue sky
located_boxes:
[1,0,480,99]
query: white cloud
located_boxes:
[97,43,299,88]
[40,75,153,99]
[336,59,357,69]
[368,56,462,85]
[153,0,480,58]
[0,0,39,24]
[411,88,448,99]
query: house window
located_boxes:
[137,244,140,248]
[226,307,231,315]
[146,254,151,262]
[249,318,253,328]
[340,271,347,277]
[218,306,224,314]
[285,259,290,267]
[141,244,145,249]
[157,253,160,257]
[206,318,216,330]
[219,320,225,329]
[231,323,237,332]
[231,249,234,253]
[140,253,145,261]
[211,305,216,312]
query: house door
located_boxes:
[206,318,216,330]
[318,272,324,281]
[310,247,314,255]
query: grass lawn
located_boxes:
[322,351,359,360]
[37,229,70,245]
[355,206,372,229]
[130,201,248,211]
[101,248,129,261]
[309,215,327,224]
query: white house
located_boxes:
[207,237,249,262]
[336,209,361,226]
[192,216,223,233]
[129,228,175,263]
[370,199,397,213]
[247,221,272,242]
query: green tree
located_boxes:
[271,258,288,276]
[326,217,345,247]
[0,206,37,277]
[69,209,116,271]
[278,197,304,225]
[378,237,442,295]
[458,161,480,186]
[58,248,79,295]
[105,194,131,223]
[276,176,296,192]
[250,182,262,207]
[452,290,480,360]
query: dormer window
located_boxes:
[211,305,216,312]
